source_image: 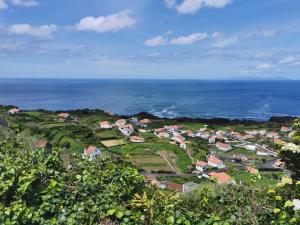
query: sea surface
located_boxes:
[1,79,300,120]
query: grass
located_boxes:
[179,122,205,131]
[60,136,84,153]
[96,129,122,139]
[108,141,191,172]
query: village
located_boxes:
[2,106,292,193]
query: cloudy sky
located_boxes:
[0,0,300,79]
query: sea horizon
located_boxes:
[1,79,300,121]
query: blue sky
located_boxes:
[0,0,300,79]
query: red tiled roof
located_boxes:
[208,155,223,165]
[209,172,233,184]
[167,183,182,192]
[246,166,258,174]
[196,161,208,167]
[86,146,97,155]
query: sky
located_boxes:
[0,0,300,79]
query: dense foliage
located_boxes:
[1,138,299,225]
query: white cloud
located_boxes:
[212,36,238,48]
[164,0,176,8]
[212,31,222,39]
[9,24,57,39]
[278,56,296,64]
[76,11,136,33]
[257,63,273,70]
[261,29,276,37]
[0,0,7,9]
[166,0,233,14]
[10,0,38,7]
[170,32,208,45]
[145,36,167,47]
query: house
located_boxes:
[200,132,210,139]
[35,140,51,149]
[182,182,199,193]
[164,125,180,132]
[274,159,285,169]
[247,130,267,136]
[241,134,254,140]
[209,136,216,144]
[266,132,280,139]
[216,130,227,136]
[184,130,194,137]
[280,126,291,132]
[83,146,101,161]
[256,147,270,156]
[244,145,256,151]
[140,119,150,127]
[178,140,187,150]
[119,124,134,136]
[58,113,70,121]
[130,136,145,143]
[99,121,112,129]
[207,155,225,168]
[157,132,170,139]
[130,117,140,126]
[216,142,232,152]
[115,119,126,127]
[166,182,183,192]
[196,161,208,172]
[7,108,20,115]
[246,165,258,174]
[209,172,235,185]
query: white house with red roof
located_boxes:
[196,161,208,172]
[266,132,280,139]
[209,172,235,184]
[280,126,291,132]
[216,142,232,152]
[246,165,258,174]
[115,119,126,127]
[207,155,225,168]
[99,121,112,129]
[119,124,134,136]
[83,146,101,161]
[7,108,20,115]
[140,119,150,127]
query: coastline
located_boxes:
[1,104,297,124]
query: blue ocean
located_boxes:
[1,79,300,120]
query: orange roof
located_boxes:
[196,161,208,167]
[246,166,258,174]
[208,155,223,165]
[167,183,182,192]
[58,113,69,118]
[100,121,109,124]
[209,172,233,184]
[86,146,97,155]
[119,124,133,129]
[274,159,284,168]
[216,142,231,148]
[140,119,150,124]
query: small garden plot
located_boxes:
[101,139,126,148]
[129,155,173,172]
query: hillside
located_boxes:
[0,105,299,224]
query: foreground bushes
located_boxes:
[0,139,299,225]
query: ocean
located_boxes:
[1,79,300,120]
